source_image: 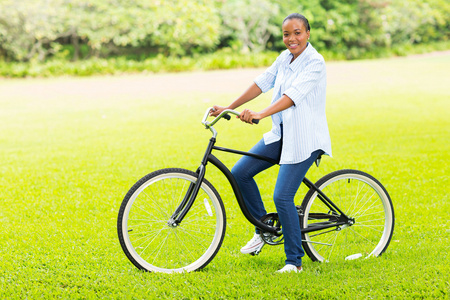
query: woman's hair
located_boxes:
[283,13,311,32]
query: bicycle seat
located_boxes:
[315,155,322,167]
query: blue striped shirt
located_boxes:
[254,43,332,164]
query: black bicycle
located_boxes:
[117,108,395,273]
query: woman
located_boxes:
[210,13,332,273]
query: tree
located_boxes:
[219,0,280,53]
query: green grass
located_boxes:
[0,53,449,299]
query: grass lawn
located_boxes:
[0,52,449,299]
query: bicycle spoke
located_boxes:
[325,231,339,261]
[353,210,385,219]
[128,219,167,225]
[135,226,165,248]
[356,218,385,224]
[129,227,168,240]
[179,226,215,239]
[172,230,198,265]
[346,180,364,216]
[150,231,171,265]
[130,202,152,216]
[143,189,169,220]
[353,200,383,220]
[183,208,210,220]
[178,229,212,248]
[350,186,375,215]
[348,227,378,245]
[352,224,384,234]
[308,227,339,238]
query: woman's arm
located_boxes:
[239,95,294,124]
[210,83,262,117]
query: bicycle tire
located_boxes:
[300,169,394,262]
[117,168,226,273]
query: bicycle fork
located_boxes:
[167,165,206,227]
[167,138,215,227]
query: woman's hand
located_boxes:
[238,109,261,125]
[209,105,228,117]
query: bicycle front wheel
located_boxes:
[117,168,226,273]
[301,169,394,262]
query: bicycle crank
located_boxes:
[259,213,284,245]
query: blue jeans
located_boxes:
[231,138,322,267]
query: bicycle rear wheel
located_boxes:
[301,169,394,262]
[117,168,226,273]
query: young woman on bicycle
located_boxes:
[210,13,332,273]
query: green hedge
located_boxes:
[0,50,280,78]
[1,41,449,78]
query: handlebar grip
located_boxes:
[222,112,258,124]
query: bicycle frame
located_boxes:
[169,108,352,235]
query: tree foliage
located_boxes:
[0,0,448,62]
[219,0,279,53]
[0,0,220,61]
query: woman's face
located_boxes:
[282,19,310,60]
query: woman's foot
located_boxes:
[276,264,303,273]
[240,233,265,255]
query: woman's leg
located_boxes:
[231,138,282,228]
[274,150,323,266]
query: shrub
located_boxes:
[0,0,448,67]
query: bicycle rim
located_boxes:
[301,170,394,262]
[118,169,225,273]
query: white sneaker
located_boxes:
[240,233,265,255]
[276,264,303,273]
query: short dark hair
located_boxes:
[283,13,311,32]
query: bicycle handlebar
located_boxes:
[201,107,259,129]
